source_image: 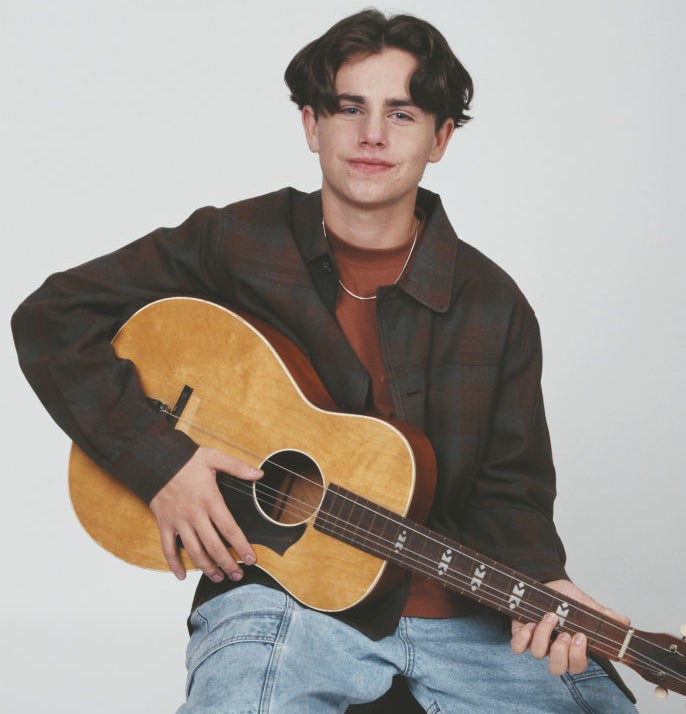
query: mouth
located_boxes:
[347,158,395,175]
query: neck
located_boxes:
[321,187,419,249]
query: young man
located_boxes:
[12,10,637,713]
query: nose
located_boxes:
[358,112,387,147]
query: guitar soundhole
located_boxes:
[255,450,324,526]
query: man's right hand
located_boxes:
[149,446,263,583]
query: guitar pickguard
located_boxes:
[216,472,307,556]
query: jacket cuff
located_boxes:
[109,420,199,504]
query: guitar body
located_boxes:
[69,297,436,612]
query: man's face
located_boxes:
[302,47,454,216]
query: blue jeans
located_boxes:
[177,585,637,713]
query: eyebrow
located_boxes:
[336,93,417,108]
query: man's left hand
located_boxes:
[510,579,630,675]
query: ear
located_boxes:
[428,118,456,164]
[302,106,320,153]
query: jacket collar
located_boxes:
[398,188,457,313]
[292,187,458,314]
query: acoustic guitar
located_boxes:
[69,297,686,698]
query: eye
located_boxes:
[339,105,363,117]
[390,111,413,122]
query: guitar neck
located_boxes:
[315,483,630,663]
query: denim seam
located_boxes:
[187,611,285,674]
[568,670,609,683]
[559,672,599,714]
[187,609,209,661]
[185,610,209,697]
[257,595,294,713]
[398,618,415,677]
[400,619,441,714]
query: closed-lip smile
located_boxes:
[347,157,395,174]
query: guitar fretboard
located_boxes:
[315,483,629,663]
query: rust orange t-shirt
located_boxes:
[326,218,466,618]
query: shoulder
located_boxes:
[456,238,528,303]
[174,188,309,234]
[419,188,534,316]
[455,239,540,347]
[217,187,309,227]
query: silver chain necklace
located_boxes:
[321,218,419,301]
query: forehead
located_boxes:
[334,47,418,96]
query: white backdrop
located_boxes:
[2,1,684,712]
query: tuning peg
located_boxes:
[654,686,668,699]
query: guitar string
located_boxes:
[219,474,686,686]
[176,408,660,650]
[170,410,684,682]
[162,411,684,684]
[244,476,686,686]
[213,471,685,684]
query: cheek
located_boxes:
[404,134,439,166]
[406,149,434,178]
[313,132,341,162]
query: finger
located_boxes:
[159,524,187,580]
[568,633,588,674]
[195,516,247,581]
[510,621,536,654]
[210,500,256,567]
[530,613,558,659]
[548,632,571,675]
[177,524,227,583]
[207,449,263,481]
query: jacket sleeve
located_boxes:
[11,206,227,503]
[459,299,568,584]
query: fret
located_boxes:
[316,485,642,664]
[319,485,535,611]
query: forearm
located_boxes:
[12,206,223,502]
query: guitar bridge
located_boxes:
[147,384,194,426]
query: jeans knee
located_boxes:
[183,587,293,710]
[185,640,279,711]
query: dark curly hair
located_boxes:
[284,9,473,130]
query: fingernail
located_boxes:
[210,573,224,583]
[174,571,186,581]
[545,613,557,623]
[230,570,243,582]
[243,553,256,566]
[573,634,586,646]
[249,467,262,478]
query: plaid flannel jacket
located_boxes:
[12,186,567,633]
